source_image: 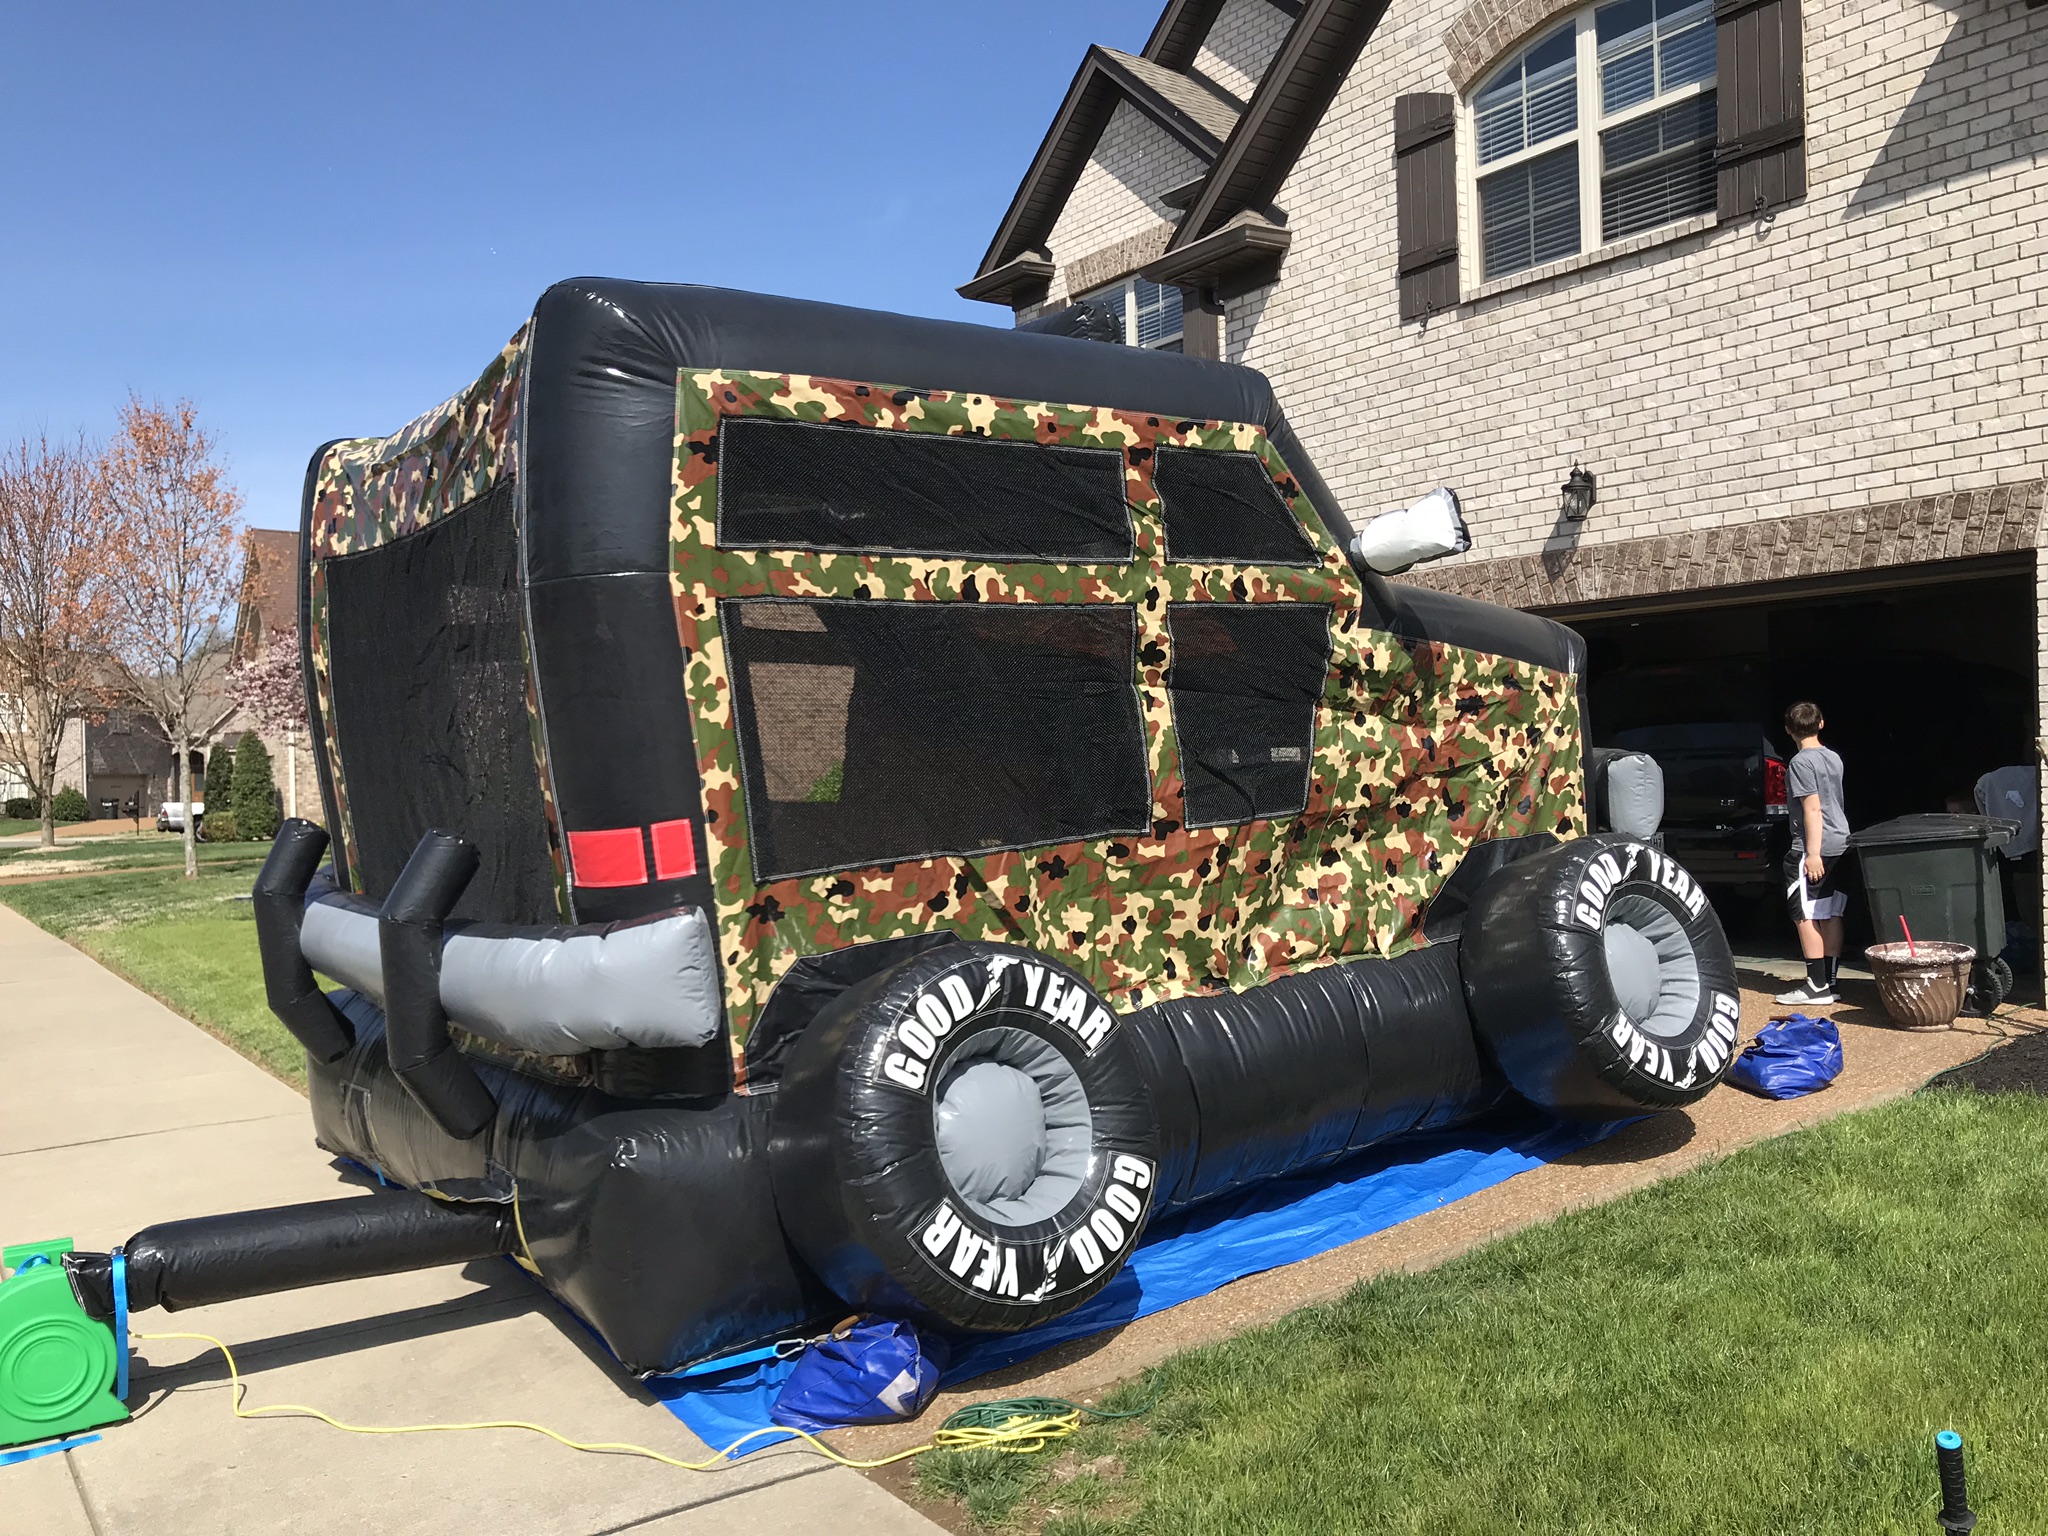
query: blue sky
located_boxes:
[0,2,1158,528]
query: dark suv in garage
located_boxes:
[1610,722,1790,897]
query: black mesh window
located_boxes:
[724,598,1151,881]
[323,484,556,923]
[1154,447,1319,565]
[1168,603,1331,828]
[717,416,1133,561]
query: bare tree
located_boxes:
[101,397,245,878]
[0,433,114,847]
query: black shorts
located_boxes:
[1784,850,1848,923]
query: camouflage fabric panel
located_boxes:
[309,323,528,558]
[670,372,1585,1042]
[449,1025,590,1087]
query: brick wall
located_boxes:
[1222,0,2048,567]
[269,724,324,825]
[54,717,86,802]
[1204,0,2048,945]
[1036,100,1206,312]
[1410,482,2043,609]
[1443,0,1584,93]
[1196,0,1294,101]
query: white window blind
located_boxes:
[1086,277,1185,350]
[1601,92,1718,241]
[1134,279,1183,349]
[1465,0,1717,284]
[1474,25,1578,167]
[1482,146,1582,277]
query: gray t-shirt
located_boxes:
[1787,745,1849,856]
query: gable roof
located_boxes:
[967,0,1390,301]
[1114,48,1243,141]
[1143,0,1234,70]
[1144,0,1305,75]
[235,528,299,660]
[1166,0,1391,252]
[966,43,1248,299]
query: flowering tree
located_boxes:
[230,621,307,734]
[0,433,114,847]
[229,618,312,823]
[101,397,245,879]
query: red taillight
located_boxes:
[1764,757,1788,808]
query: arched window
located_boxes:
[1466,0,1717,283]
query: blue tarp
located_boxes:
[649,1104,1629,1457]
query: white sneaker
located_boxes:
[1774,979,1838,1007]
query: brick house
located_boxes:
[200,527,321,823]
[966,0,2044,948]
[50,705,182,821]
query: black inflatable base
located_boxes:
[276,840,1734,1373]
[308,991,833,1374]
[301,936,1516,1369]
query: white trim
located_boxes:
[1462,209,1714,305]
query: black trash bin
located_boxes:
[1851,814,2017,1014]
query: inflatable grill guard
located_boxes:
[59,280,1736,1374]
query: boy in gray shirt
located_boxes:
[1777,699,1851,1007]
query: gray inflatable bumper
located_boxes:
[1588,747,1665,839]
[299,874,721,1055]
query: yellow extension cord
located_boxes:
[135,1331,1090,1471]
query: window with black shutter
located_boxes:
[1464,4,1719,285]
[1714,0,1805,218]
[1395,93,1459,321]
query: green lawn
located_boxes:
[0,817,40,836]
[0,836,265,872]
[918,1088,2048,1534]
[0,862,304,1087]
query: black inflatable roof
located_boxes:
[519,277,1356,585]
[513,278,1583,680]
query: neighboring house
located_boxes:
[199,527,322,823]
[969,0,2045,935]
[53,707,184,818]
[0,696,26,803]
[6,531,318,823]
[5,677,187,819]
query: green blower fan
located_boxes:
[0,1240,128,1452]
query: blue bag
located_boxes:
[1729,1013,1843,1099]
[771,1317,948,1432]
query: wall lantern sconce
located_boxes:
[1560,463,1597,522]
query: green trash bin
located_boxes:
[1850,814,2018,1014]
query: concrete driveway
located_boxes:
[0,903,941,1535]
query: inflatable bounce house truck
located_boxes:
[1,281,1739,1449]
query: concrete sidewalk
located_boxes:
[0,903,942,1535]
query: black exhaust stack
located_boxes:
[252,819,355,1064]
[65,1191,515,1319]
[379,831,497,1140]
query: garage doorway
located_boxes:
[1558,557,2037,983]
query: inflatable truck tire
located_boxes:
[1460,834,1741,1119]
[769,941,1160,1333]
